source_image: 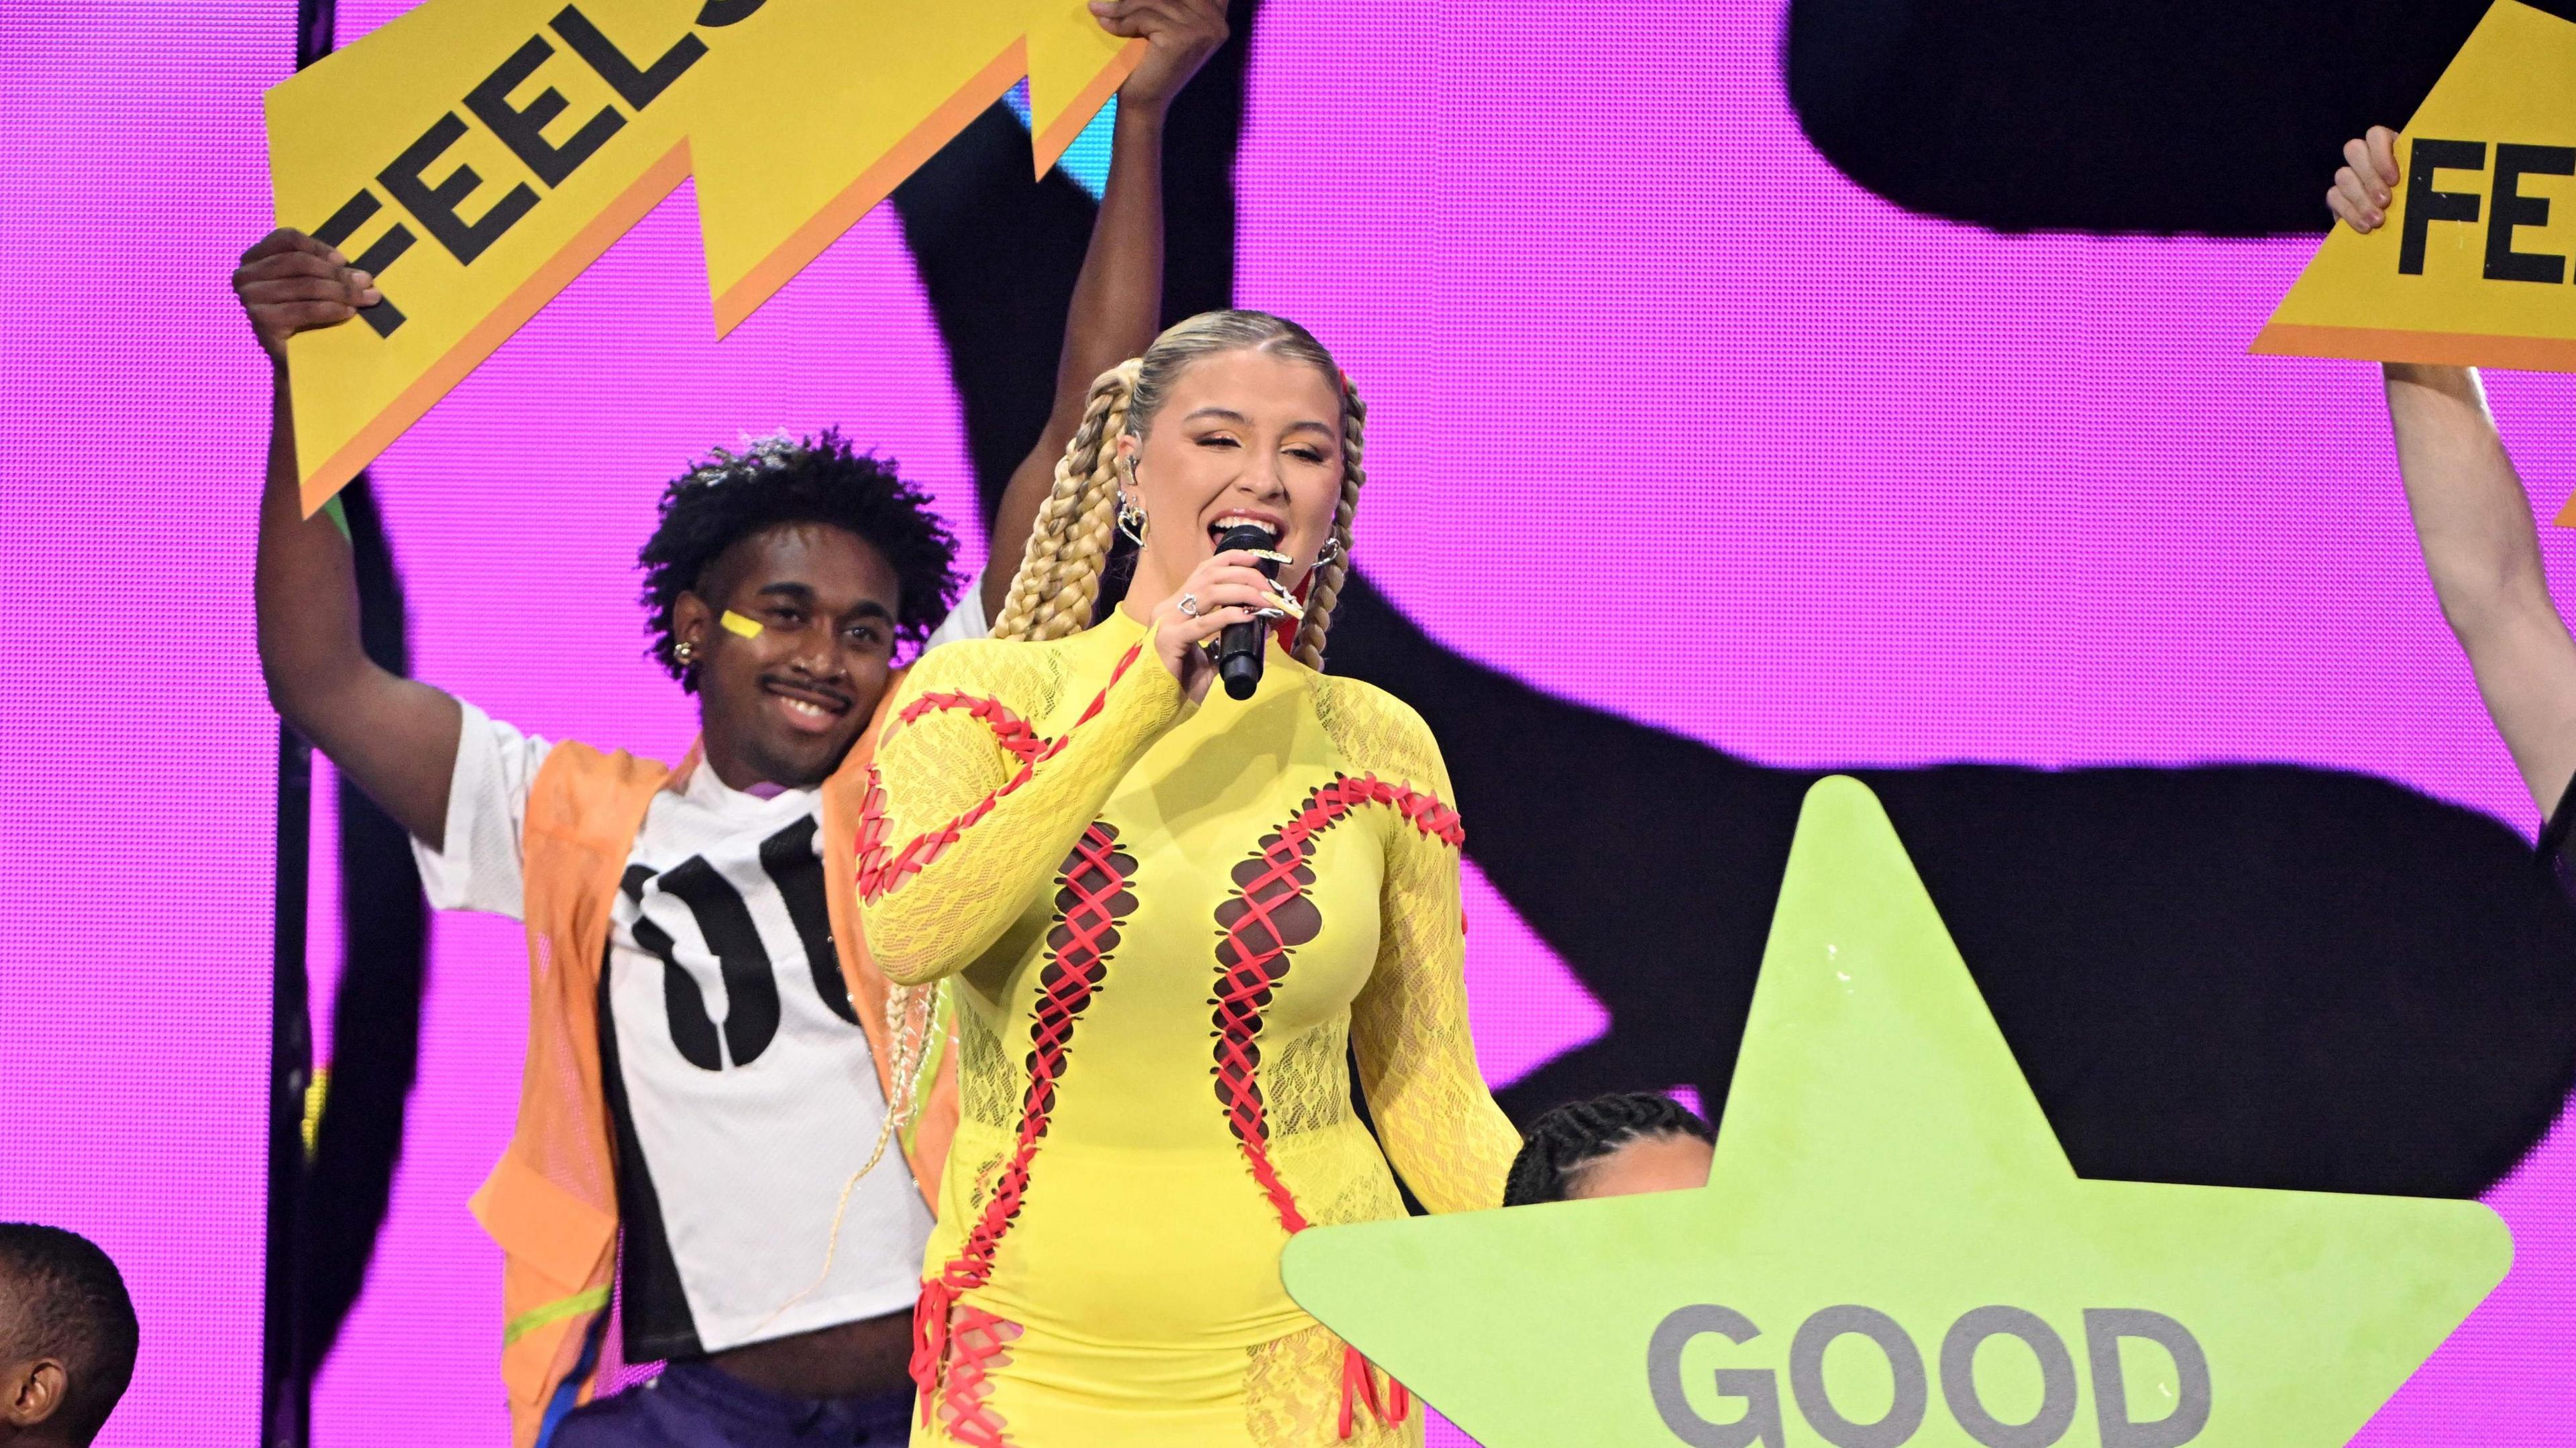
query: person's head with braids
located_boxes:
[988,310,1361,687]
[638,427,959,789]
[1503,1093,1718,1207]
[873,311,1365,1146]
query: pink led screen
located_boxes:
[6,1,2575,1443]
[2,6,298,1445]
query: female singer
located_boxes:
[849,310,1518,1446]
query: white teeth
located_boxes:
[784,698,826,717]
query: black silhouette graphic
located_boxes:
[292,476,431,1374]
[1786,0,2576,235]
[1323,572,2576,1200]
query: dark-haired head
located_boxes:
[637,429,961,789]
[0,1225,136,1445]
[1503,1093,1717,1207]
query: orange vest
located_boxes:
[465,677,958,1448]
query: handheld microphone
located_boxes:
[1214,522,1282,701]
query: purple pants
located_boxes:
[551,1362,916,1448]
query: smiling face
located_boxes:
[671,522,902,790]
[1116,346,1347,605]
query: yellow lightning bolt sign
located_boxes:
[2253,0,2576,375]
[266,0,1140,514]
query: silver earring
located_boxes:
[673,639,697,665]
[1117,493,1150,546]
[1315,537,1343,566]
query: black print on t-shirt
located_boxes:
[759,816,861,1026]
[619,817,855,1071]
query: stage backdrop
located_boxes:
[5,1,2575,1443]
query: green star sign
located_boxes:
[1285,777,2510,1447]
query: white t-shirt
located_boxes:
[415,579,985,1356]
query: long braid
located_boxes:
[1291,374,1364,669]
[868,364,1139,1148]
[1502,1092,1715,1207]
[991,360,1138,643]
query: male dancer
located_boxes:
[235,3,1227,1442]
[2327,126,2576,863]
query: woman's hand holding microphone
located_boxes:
[1147,549,1302,704]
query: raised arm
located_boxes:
[240,229,463,844]
[1341,698,1521,1213]
[2386,364,2576,816]
[2328,129,2576,817]
[855,639,1192,985]
[980,0,1229,618]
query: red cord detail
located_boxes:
[857,643,1147,902]
[899,690,1048,761]
[910,822,1136,1418]
[1210,774,1458,1437]
[934,1304,1018,1448]
[1335,1346,1411,1439]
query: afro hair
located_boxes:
[637,428,962,689]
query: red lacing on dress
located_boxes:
[934,1304,1016,1448]
[1211,773,1463,1438]
[1340,1349,1411,1439]
[910,822,1136,1439]
[856,642,1146,902]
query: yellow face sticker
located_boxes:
[720,609,765,639]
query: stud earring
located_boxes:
[673,639,697,665]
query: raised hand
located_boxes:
[2326,125,2402,235]
[1091,0,1228,113]
[233,228,380,362]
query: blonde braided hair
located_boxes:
[994,311,1364,660]
[1289,373,1362,668]
[870,315,1362,1147]
[867,361,1144,1148]
[989,358,1141,643]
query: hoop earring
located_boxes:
[1117,494,1150,547]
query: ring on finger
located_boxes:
[1177,593,1199,618]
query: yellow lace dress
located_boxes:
[851,605,1518,1447]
